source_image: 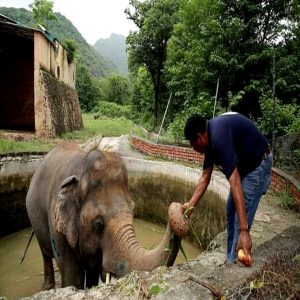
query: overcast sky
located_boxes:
[0,0,137,44]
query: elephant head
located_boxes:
[54,148,180,282]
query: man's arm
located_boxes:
[228,167,252,255]
[183,165,213,211]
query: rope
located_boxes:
[184,207,202,248]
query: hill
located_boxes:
[94,33,128,75]
[0,6,117,78]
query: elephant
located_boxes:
[26,141,180,290]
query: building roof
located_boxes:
[0,14,18,24]
[0,13,34,41]
[0,13,57,44]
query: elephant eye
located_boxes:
[93,217,105,233]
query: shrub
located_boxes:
[257,95,298,137]
[94,101,132,120]
[275,190,299,212]
[63,39,77,63]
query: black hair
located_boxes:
[184,114,207,140]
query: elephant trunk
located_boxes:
[103,212,181,276]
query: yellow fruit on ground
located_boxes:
[238,249,245,261]
[238,249,252,267]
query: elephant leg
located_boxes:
[57,255,85,289]
[42,252,55,290]
[86,266,100,288]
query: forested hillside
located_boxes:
[0,6,117,78]
[94,34,128,75]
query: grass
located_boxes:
[0,114,134,154]
[0,139,56,154]
[60,114,134,141]
[275,190,299,212]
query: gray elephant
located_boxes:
[26,142,180,290]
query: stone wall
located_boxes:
[131,135,300,206]
[35,70,83,137]
[0,153,44,236]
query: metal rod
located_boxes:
[156,92,172,144]
[213,78,219,118]
[20,229,34,264]
[272,48,276,165]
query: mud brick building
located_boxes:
[0,14,83,137]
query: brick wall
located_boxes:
[132,136,204,163]
[271,167,300,206]
[131,135,300,206]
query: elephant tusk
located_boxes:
[106,272,111,284]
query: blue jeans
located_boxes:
[226,153,273,262]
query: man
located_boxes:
[183,112,273,264]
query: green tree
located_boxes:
[76,64,101,112]
[29,0,57,28]
[166,0,299,119]
[63,39,77,64]
[101,73,132,105]
[257,95,299,138]
[166,0,222,119]
[125,0,181,129]
[219,0,299,116]
[131,66,155,127]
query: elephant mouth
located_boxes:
[102,259,129,280]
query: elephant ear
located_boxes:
[55,175,79,249]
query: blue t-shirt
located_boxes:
[203,112,269,179]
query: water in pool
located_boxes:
[0,220,200,299]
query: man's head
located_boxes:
[184,114,208,153]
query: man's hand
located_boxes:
[182,202,194,218]
[236,230,252,262]
[183,166,213,218]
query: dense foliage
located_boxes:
[130,66,155,129]
[63,39,77,63]
[29,0,57,28]
[165,0,298,134]
[94,101,132,120]
[126,0,181,129]
[125,0,299,142]
[100,73,132,105]
[76,64,102,112]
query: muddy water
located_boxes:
[0,220,200,300]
